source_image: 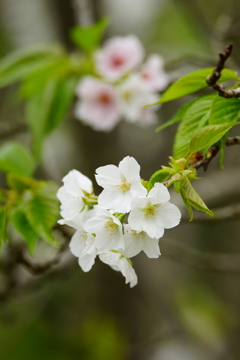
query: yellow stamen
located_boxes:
[79,234,88,246]
[104,220,118,235]
[115,180,131,192]
[131,230,144,238]
[143,204,158,218]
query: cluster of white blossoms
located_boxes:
[74,35,169,132]
[57,157,181,287]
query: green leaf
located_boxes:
[180,178,213,219]
[173,94,214,159]
[156,97,198,132]
[209,96,240,125]
[218,132,228,169]
[148,168,173,190]
[0,142,35,176]
[26,75,78,159]
[0,206,8,247]
[19,54,76,98]
[70,18,109,53]
[166,170,193,188]
[152,68,239,104]
[180,191,193,221]
[189,123,236,154]
[7,173,39,193]
[23,182,59,246]
[44,75,79,134]
[11,209,38,254]
[0,44,64,88]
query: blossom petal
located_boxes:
[78,253,95,272]
[142,237,161,258]
[156,202,181,229]
[148,183,170,203]
[95,165,121,187]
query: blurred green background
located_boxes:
[1,0,240,359]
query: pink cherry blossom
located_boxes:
[74,77,121,132]
[117,75,159,124]
[140,55,169,91]
[94,35,144,81]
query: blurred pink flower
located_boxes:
[94,35,144,81]
[117,75,159,124]
[140,55,169,91]
[74,76,121,132]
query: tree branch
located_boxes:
[206,44,240,98]
[161,237,240,273]
[190,136,240,171]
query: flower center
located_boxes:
[79,234,88,246]
[143,204,158,218]
[131,230,144,238]
[98,92,112,105]
[115,180,131,192]
[104,220,118,235]
[111,55,125,67]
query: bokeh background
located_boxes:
[1,0,240,359]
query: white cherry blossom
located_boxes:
[117,75,159,124]
[94,35,144,81]
[84,209,125,251]
[128,183,181,238]
[70,228,97,272]
[74,77,121,132]
[140,55,169,91]
[99,251,138,287]
[96,156,147,213]
[123,224,160,258]
[57,170,93,220]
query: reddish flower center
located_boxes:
[141,71,150,79]
[98,92,112,104]
[111,55,125,67]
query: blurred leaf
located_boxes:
[0,206,7,247]
[19,57,72,98]
[180,178,213,219]
[0,44,64,88]
[173,94,214,159]
[23,182,59,246]
[7,173,39,193]
[209,96,240,125]
[44,74,79,133]
[189,123,235,154]
[156,97,198,132]
[0,142,35,176]
[11,209,38,254]
[148,0,211,60]
[70,18,109,53]
[152,68,238,104]
[26,74,78,159]
[176,284,234,344]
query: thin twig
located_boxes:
[206,44,240,98]
[190,136,240,171]
[161,237,240,273]
[14,241,69,275]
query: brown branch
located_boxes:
[0,122,27,139]
[14,241,69,275]
[190,136,240,171]
[206,44,240,98]
[161,237,240,273]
